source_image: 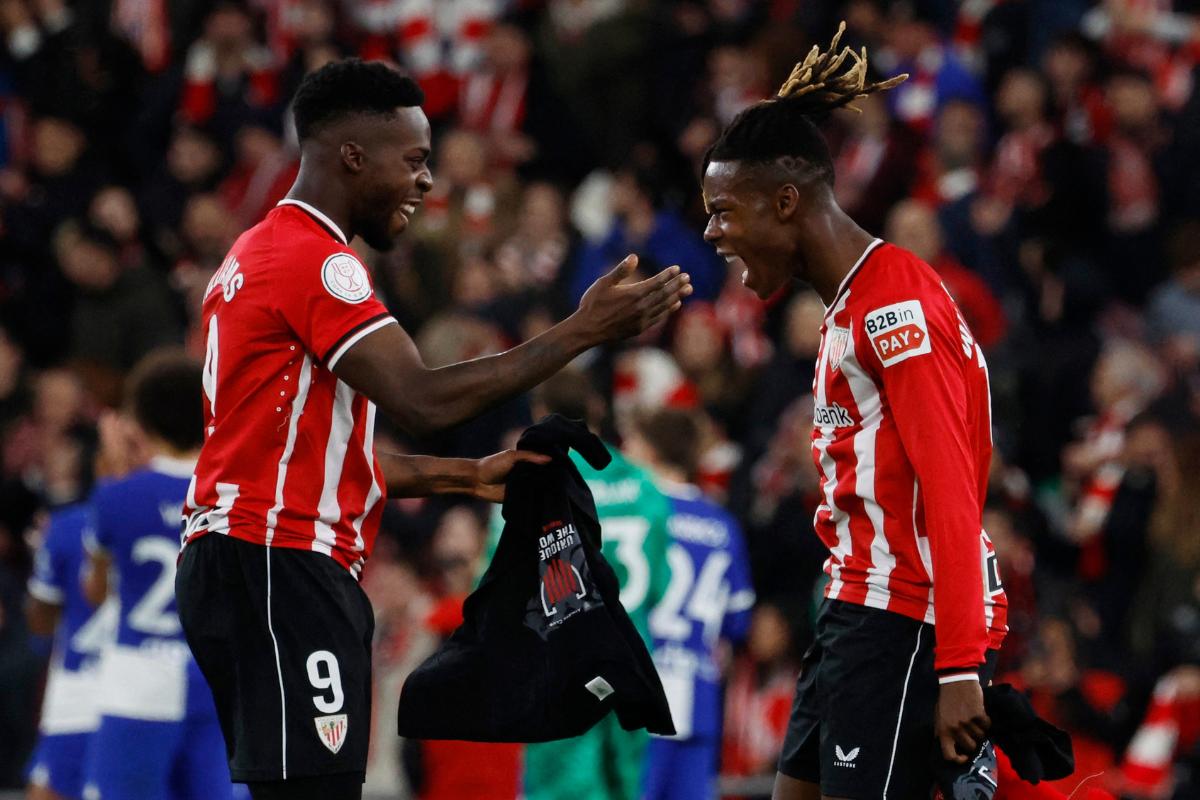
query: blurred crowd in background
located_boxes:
[0,0,1199,797]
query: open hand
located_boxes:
[935,679,990,764]
[471,449,551,503]
[574,255,692,344]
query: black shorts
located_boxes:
[176,533,374,783]
[778,599,997,800]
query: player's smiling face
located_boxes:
[354,106,433,251]
[702,160,799,300]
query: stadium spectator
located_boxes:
[721,603,800,786]
[884,198,1008,348]
[178,2,280,147]
[55,220,179,402]
[831,92,921,234]
[400,506,521,800]
[568,159,725,304]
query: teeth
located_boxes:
[724,255,738,263]
[742,270,749,284]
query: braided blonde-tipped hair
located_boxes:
[703,22,909,181]
[776,22,908,113]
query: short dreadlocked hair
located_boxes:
[292,58,425,142]
[704,23,907,186]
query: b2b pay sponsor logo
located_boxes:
[865,300,931,367]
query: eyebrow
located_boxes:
[705,195,731,213]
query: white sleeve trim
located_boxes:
[326,317,398,370]
[728,589,756,613]
[27,578,64,605]
[938,673,979,685]
[82,530,105,556]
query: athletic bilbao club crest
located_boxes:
[314,713,348,754]
[827,326,851,371]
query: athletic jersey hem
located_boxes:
[820,590,1006,657]
[184,528,361,577]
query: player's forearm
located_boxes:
[24,596,61,637]
[378,453,482,497]
[895,426,988,673]
[82,556,109,607]
[403,313,594,433]
[927,511,988,674]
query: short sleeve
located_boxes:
[644,480,672,612]
[721,515,755,644]
[273,247,397,368]
[88,483,118,554]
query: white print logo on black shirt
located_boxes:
[834,745,860,768]
[865,300,932,367]
[814,402,855,428]
[321,253,372,304]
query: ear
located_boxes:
[340,141,365,174]
[776,184,801,222]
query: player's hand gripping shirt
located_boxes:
[811,240,1007,673]
[183,201,397,576]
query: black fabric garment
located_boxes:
[397,415,674,742]
[983,684,1075,783]
[935,741,998,800]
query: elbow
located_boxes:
[82,572,107,608]
[24,601,55,637]
[385,396,458,438]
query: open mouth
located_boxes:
[719,251,750,285]
[398,199,421,217]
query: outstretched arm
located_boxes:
[378,450,549,502]
[335,256,691,436]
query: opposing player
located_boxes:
[82,352,236,800]
[623,408,755,800]
[699,25,1008,800]
[174,58,691,800]
[24,505,115,800]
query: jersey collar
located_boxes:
[276,198,349,245]
[150,455,198,478]
[657,478,703,501]
[823,238,884,321]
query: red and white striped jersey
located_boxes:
[182,200,397,577]
[811,239,1007,672]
